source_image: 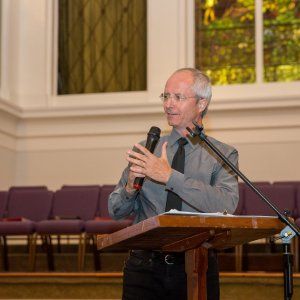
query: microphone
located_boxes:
[133,126,161,190]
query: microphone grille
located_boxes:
[149,126,161,137]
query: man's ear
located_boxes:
[198,99,208,112]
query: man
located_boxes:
[108,68,239,300]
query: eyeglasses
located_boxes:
[159,92,198,103]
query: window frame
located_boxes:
[189,0,300,106]
[49,0,299,112]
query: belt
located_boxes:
[130,250,185,265]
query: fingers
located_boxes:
[161,142,168,159]
[126,153,146,167]
[133,143,151,156]
[127,149,147,162]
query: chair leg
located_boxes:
[43,235,55,271]
[293,236,299,272]
[57,235,61,253]
[235,244,243,272]
[78,232,86,271]
[1,236,9,271]
[92,235,101,271]
[28,233,37,271]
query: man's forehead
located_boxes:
[165,71,194,91]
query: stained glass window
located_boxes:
[195,0,255,85]
[195,0,300,85]
[263,0,300,82]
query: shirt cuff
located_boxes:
[121,186,138,200]
[165,170,185,194]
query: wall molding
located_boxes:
[1,95,300,152]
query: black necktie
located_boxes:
[165,137,188,211]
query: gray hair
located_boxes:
[174,68,212,117]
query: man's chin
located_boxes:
[167,120,176,127]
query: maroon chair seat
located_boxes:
[36,219,84,234]
[85,217,132,234]
[0,220,35,235]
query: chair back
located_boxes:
[295,185,300,219]
[52,187,100,220]
[8,190,53,221]
[0,191,8,218]
[234,183,245,215]
[244,185,296,217]
[9,186,48,192]
[99,185,116,218]
[61,185,100,190]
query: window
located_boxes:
[195,0,300,85]
[58,0,147,95]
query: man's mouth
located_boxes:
[166,111,179,116]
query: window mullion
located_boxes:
[255,0,263,84]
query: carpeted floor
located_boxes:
[0,272,299,299]
[1,244,299,299]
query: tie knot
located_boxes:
[178,137,188,147]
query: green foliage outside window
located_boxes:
[263,0,300,82]
[195,0,300,85]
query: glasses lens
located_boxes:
[160,93,168,101]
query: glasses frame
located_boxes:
[159,92,200,103]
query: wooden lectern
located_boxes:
[97,213,284,300]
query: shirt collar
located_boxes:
[169,128,198,150]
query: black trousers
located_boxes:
[122,250,219,300]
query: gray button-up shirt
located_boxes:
[108,129,239,224]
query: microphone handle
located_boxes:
[133,136,159,190]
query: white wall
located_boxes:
[0,0,299,190]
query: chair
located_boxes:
[35,187,100,271]
[231,183,245,271]
[273,181,300,187]
[233,182,245,215]
[242,184,296,271]
[85,185,133,270]
[232,182,271,271]
[0,191,8,270]
[0,189,53,271]
[0,191,8,218]
[8,186,48,192]
[61,184,100,190]
[244,185,296,217]
[294,185,300,272]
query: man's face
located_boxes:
[163,71,204,133]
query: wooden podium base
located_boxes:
[186,247,208,300]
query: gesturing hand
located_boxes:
[126,142,172,184]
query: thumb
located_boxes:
[161,142,168,160]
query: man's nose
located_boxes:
[164,96,176,107]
